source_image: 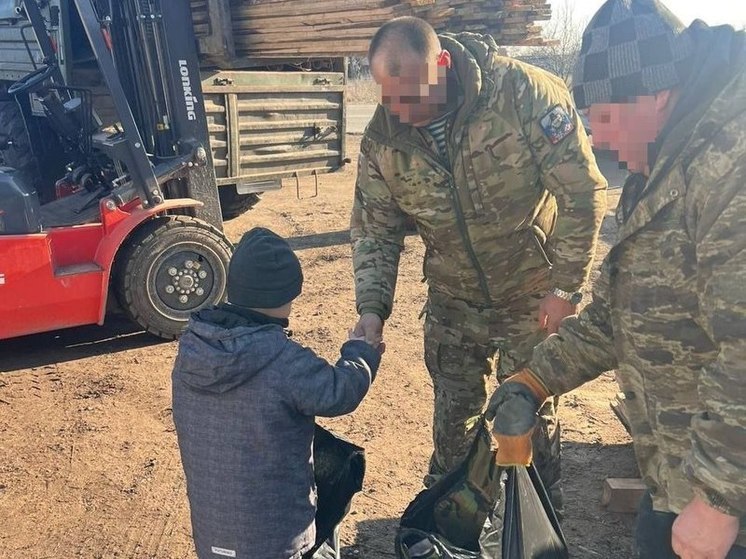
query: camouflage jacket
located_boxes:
[351,33,607,319]
[529,25,746,537]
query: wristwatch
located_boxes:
[550,287,583,305]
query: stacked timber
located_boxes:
[191,0,552,59]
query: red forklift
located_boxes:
[0,0,233,340]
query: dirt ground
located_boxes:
[0,135,639,559]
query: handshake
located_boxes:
[348,312,386,354]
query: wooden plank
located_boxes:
[232,6,401,29]
[234,27,382,43]
[191,0,555,57]
[230,0,396,19]
[190,0,235,61]
[236,40,371,57]
[601,478,647,513]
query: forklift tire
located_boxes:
[114,215,233,340]
[219,185,261,221]
[0,98,42,194]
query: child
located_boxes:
[172,227,382,559]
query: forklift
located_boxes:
[0,0,234,340]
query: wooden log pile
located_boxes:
[191,0,552,59]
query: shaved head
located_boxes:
[368,17,441,76]
[368,17,451,126]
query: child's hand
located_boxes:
[348,329,386,354]
[348,329,366,342]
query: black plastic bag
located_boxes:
[303,425,366,559]
[395,420,568,559]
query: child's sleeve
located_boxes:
[282,340,381,417]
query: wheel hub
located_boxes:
[156,254,214,309]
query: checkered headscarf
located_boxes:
[571,0,694,109]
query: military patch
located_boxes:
[540,105,575,145]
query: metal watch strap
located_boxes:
[551,287,582,304]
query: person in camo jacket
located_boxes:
[487,1,746,558]
[349,16,607,510]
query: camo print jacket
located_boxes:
[529,25,746,540]
[351,33,607,319]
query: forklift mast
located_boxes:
[74,0,222,226]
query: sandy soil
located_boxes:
[0,135,638,559]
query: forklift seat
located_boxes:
[39,190,102,228]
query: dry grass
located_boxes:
[346,78,379,104]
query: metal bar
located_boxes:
[340,57,348,173]
[226,93,240,180]
[144,0,177,155]
[133,1,166,138]
[201,85,346,94]
[20,0,68,99]
[72,0,161,205]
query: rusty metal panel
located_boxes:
[201,70,347,186]
[202,95,229,179]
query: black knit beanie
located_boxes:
[572,0,694,109]
[227,227,303,309]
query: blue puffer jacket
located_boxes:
[172,304,380,559]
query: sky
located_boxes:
[569,0,746,28]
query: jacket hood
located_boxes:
[440,32,500,118]
[173,306,289,393]
[651,22,745,173]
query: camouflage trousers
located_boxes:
[423,289,562,506]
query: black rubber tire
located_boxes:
[218,185,261,221]
[114,215,233,339]
[0,97,42,194]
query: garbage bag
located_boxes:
[395,420,567,559]
[303,425,366,559]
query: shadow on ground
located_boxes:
[343,517,399,558]
[562,440,638,559]
[288,229,418,251]
[289,229,353,251]
[0,314,163,373]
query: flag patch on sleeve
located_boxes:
[540,105,575,145]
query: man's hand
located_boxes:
[485,369,552,466]
[353,313,384,345]
[348,327,386,354]
[538,293,577,334]
[672,496,739,559]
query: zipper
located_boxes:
[446,175,493,305]
[447,128,493,305]
[378,131,494,305]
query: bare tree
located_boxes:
[541,0,587,84]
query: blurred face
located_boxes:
[371,49,449,127]
[588,96,667,174]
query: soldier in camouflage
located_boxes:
[349,16,608,504]
[487,1,746,558]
